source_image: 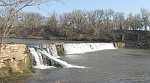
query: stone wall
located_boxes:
[0,44,32,77]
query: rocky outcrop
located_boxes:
[0,44,32,77]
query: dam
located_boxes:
[0,37,116,70]
[28,42,116,69]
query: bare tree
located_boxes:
[20,12,44,28]
[47,13,58,28]
[140,8,150,31]
[0,0,58,55]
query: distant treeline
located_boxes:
[1,8,150,41]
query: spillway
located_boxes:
[28,43,116,69]
[64,43,116,54]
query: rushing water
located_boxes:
[28,43,115,69]
[28,43,92,69]
[3,43,150,83]
[29,47,56,69]
[64,43,116,54]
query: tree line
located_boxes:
[1,8,150,41]
[0,0,57,43]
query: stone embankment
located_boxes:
[0,44,32,77]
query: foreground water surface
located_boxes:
[3,49,150,83]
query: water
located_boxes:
[29,48,49,69]
[3,43,150,83]
[64,43,116,54]
[28,43,62,69]
[29,44,87,69]
[3,48,150,83]
[29,43,115,69]
[38,49,86,68]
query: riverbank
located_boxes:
[0,44,32,78]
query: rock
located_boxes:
[0,44,32,77]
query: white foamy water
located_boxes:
[29,46,87,69]
[29,48,43,66]
[34,65,56,69]
[39,50,87,69]
[29,48,56,69]
[64,43,116,54]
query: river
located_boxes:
[3,48,150,83]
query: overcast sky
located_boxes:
[23,0,150,16]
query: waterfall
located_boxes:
[28,44,87,69]
[29,48,55,69]
[38,49,86,68]
[28,43,116,69]
[29,48,42,66]
[64,43,116,54]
